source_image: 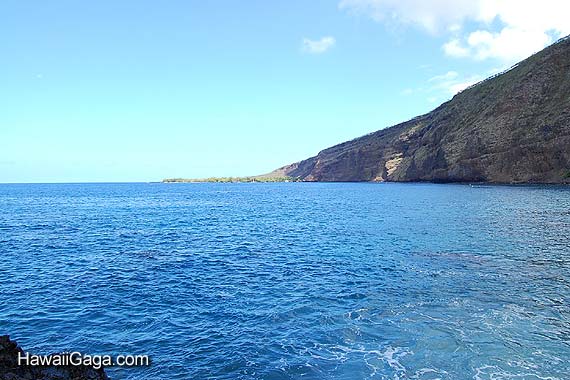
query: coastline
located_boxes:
[160,178,570,185]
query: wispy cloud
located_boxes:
[403,63,515,104]
[340,0,570,63]
[442,39,470,58]
[428,71,459,83]
[402,70,487,103]
[445,28,553,62]
[302,36,336,54]
[429,71,482,96]
[339,0,479,35]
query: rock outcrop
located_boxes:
[267,36,570,183]
[0,336,108,380]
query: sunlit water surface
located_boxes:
[1,183,569,379]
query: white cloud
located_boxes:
[339,0,479,34]
[463,27,552,62]
[302,36,336,54]
[340,0,570,63]
[447,79,480,94]
[429,71,482,95]
[443,39,470,58]
[428,71,458,82]
[405,70,482,102]
[401,69,484,104]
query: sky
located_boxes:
[1,0,569,182]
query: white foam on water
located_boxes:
[474,364,560,380]
[305,343,418,379]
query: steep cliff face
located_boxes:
[269,36,570,183]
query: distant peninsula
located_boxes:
[162,176,299,183]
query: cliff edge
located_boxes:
[267,36,570,183]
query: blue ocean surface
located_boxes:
[1,182,569,379]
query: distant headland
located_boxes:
[262,35,570,184]
[162,176,299,183]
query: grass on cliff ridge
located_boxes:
[162,176,300,183]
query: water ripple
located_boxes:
[1,183,569,379]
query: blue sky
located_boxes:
[1,0,568,182]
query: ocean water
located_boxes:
[1,182,569,380]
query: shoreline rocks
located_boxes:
[0,336,108,380]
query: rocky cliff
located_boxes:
[268,36,570,183]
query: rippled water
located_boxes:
[1,183,569,379]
